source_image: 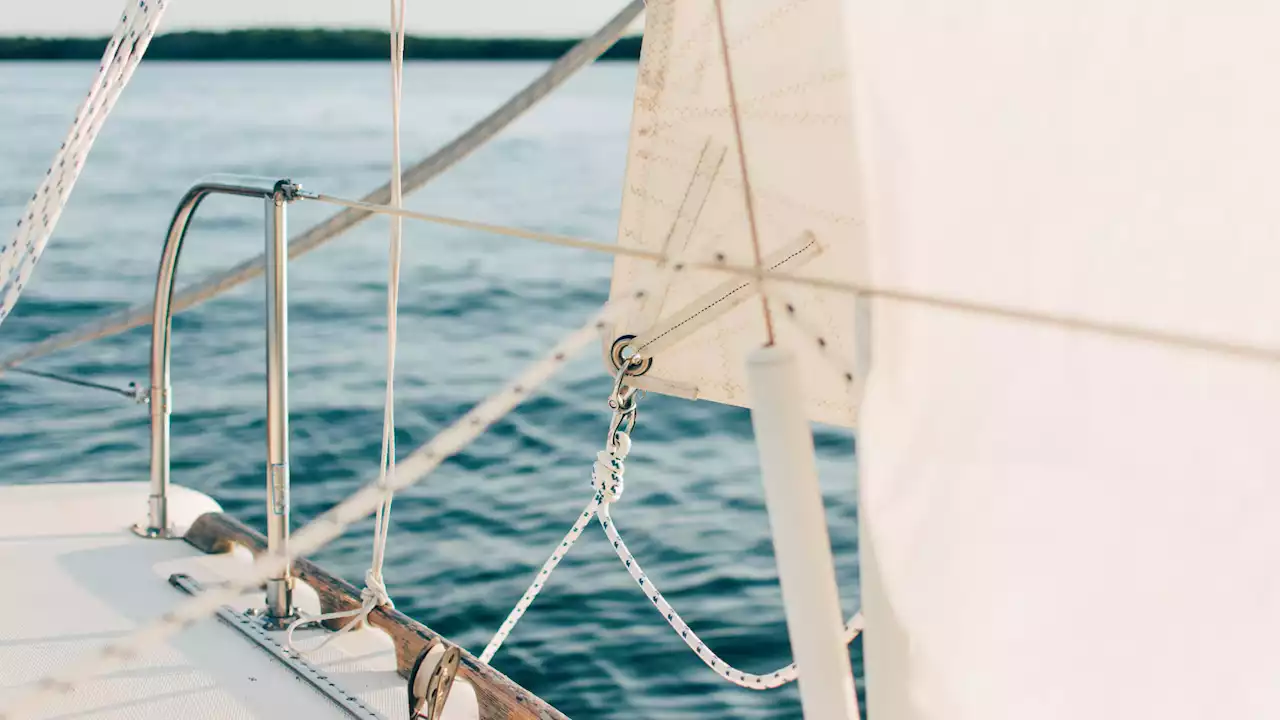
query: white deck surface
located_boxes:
[0,482,479,720]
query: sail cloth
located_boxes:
[845,3,1280,720]
[0,0,167,328]
[606,0,868,428]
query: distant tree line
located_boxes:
[0,29,643,61]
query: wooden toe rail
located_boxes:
[185,512,568,720]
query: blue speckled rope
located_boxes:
[478,436,627,663]
[481,430,864,688]
[479,496,602,664]
[596,502,864,689]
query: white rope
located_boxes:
[369,0,410,618]
[285,0,408,655]
[479,432,631,663]
[481,411,864,689]
[479,498,597,663]
[597,502,864,689]
[0,0,167,328]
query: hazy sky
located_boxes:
[6,0,645,37]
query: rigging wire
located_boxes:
[5,365,144,402]
[308,193,663,260]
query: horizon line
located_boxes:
[0,27,644,41]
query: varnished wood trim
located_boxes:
[185,511,569,720]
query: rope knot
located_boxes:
[285,568,392,655]
[592,448,626,504]
[361,568,394,609]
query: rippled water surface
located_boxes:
[0,61,862,719]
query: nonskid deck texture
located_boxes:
[0,482,481,720]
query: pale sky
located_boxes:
[6,0,645,37]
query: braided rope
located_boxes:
[481,425,864,689]
[479,435,632,663]
[597,502,864,689]
[0,0,167,327]
[479,496,600,663]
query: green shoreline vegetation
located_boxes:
[0,29,642,61]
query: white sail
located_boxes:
[844,3,1280,719]
[606,0,867,428]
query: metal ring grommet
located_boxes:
[610,334,653,377]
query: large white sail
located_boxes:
[606,0,867,428]
[844,3,1280,719]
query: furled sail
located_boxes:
[606,0,867,427]
[844,3,1280,719]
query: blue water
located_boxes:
[0,62,862,719]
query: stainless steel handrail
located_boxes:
[135,175,300,623]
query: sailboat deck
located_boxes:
[0,481,480,719]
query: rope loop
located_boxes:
[481,387,867,691]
